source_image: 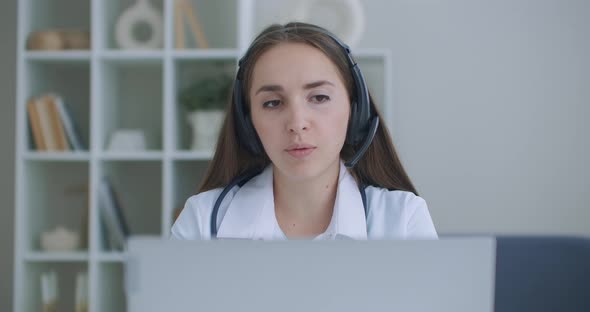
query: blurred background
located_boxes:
[1,0,589,311]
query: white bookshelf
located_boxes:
[13,0,392,311]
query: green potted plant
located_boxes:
[179,74,232,150]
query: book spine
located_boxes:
[35,97,58,151]
[175,0,185,49]
[182,1,209,48]
[46,95,70,151]
[27,97,47,151]
[54,95,83,150]
[99,178,128,250]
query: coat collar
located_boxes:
[216,161,367,240]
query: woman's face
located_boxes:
[249,42,350,181]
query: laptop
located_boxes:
[125,237,496,312]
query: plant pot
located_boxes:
[186,110,224,150]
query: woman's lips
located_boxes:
[286,147,316,159]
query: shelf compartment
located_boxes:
[98,60,163,151]
[24,161,89,253]
[173,59,235,150]
[172,0,238,49]
[21,261,88,312]
[24,61,91,152]
[22,0,91,52]
[171,160,209,223]
[100,0,165,50]
[98,161,162,251]
[96,262,126,312]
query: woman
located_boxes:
[171,22,437,240]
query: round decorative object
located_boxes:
[107,129,147,151]
[27,31,64,50]
[41,226,80,251]
[289,0,366,48]
[27,30,91,50]
[115,0,163,50]
[61,30,91,49]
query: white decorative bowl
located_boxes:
[41,226,80,251]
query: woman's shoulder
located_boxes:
[364,185,426,212]
[184,187,225,211]
[170,187,230,240]
[364,185,437,239]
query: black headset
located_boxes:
[211,25,379,238]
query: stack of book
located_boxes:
[27,93,85,151]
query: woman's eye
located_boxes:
[311,95,330,104]
[262,100,281,108]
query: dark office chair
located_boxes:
[494,236,590,312]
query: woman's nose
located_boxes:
[286,104,309,133]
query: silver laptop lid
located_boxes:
[125,237,495,312]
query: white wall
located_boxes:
[0,0,16,310]
[358,0,590,235]
[256,0,590,235]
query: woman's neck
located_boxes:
[272,160,341,238]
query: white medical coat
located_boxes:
[171,161,437,240]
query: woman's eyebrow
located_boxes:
[254,80,334,96]
[303,80,334,90]
[255,84,283,96]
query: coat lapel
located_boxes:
[330,161,368,240]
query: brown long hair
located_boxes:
[198,22,418,196]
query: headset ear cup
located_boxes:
[346,101,355,144]
[346,100,361,145]
[233,79,264,155]
[242,116,263,155]
[235,114,262,156]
